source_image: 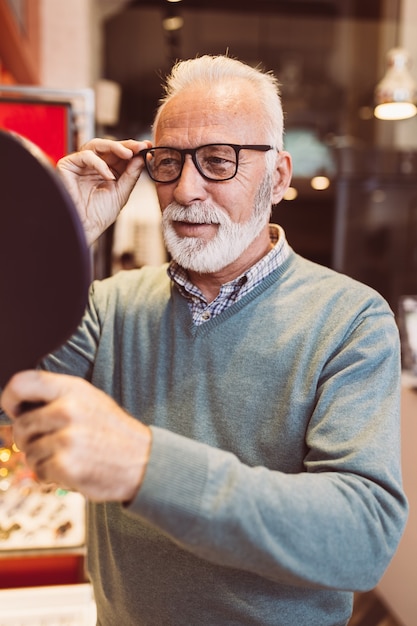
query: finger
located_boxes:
[20,430,60,484]
[23,444,52,482]
[107,154,148,206]
[118,139,152,155]
[57,149,117,180]
[118,152,147,182]
[8,373,82,458]
[79,138,151,160]
[80,137,136,155]
[1,370,70,419]
[98,140,152,179]
[12,398,71,450]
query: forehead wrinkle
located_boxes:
[156,108,229,146]
[154,83,264,147]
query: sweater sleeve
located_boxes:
[0,284,101,424]
[126,306,408,591]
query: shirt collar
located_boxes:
[168,224,290,303]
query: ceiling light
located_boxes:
[374,48,417,120]
[162,15,183,31]
[375,101,417,121]
[284,187,298,201]
[311,176,330,191]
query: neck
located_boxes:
[187,230,273,302]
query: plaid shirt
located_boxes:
[168,224,290,326]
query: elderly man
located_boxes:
[1,55,407,626]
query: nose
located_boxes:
[173,154,208,206]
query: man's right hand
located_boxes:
[1,370,152,503]
[57,138,152,246]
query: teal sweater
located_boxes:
[44,250,407,626]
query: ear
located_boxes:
[271,151,293,205]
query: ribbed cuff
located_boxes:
[126,426,209,539]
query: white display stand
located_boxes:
[377,381,417,626]
[0,583,96,626]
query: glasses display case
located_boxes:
[0,424,87,590]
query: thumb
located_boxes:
[1,370,64,419]
[114,155,146,206]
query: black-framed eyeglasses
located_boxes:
[139,143,274,183]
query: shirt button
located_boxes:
[201,311,211,321]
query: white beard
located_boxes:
[161,171,274,273]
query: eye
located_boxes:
[152,150,181,174]
[198,146,236,176]
[159,157,179,167]
[205,155,232,166]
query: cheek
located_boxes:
[218,186,257,223]
[212,178,252,211]
[225,168,266,221]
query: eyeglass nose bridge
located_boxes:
[177,146,213,181]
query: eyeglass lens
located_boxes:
[145,144,238,182]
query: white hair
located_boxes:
[153,55,285,151]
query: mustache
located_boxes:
[162,202,230,225]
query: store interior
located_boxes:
[0,0,416,624]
